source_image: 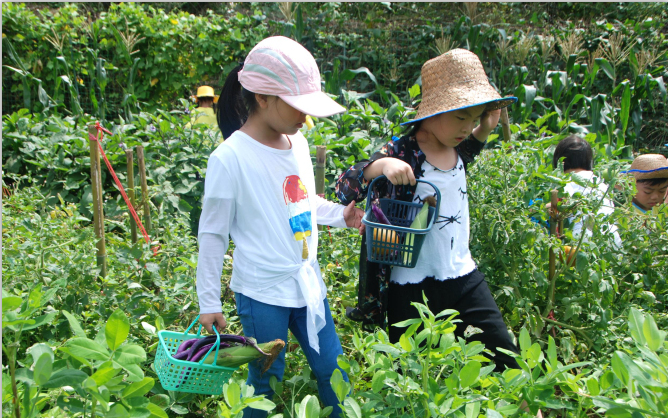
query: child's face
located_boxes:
[421,104,486,148]
[635,179,668,209]
[266,97,307,135]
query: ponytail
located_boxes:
[217,63,258,139]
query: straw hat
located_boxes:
[623,154,668,180]
[402,49,517,125]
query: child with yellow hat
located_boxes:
[623,154,668,214]
[185,85,218,129]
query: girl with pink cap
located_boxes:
[195,36,363,417]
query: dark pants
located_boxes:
[387,269,519,372]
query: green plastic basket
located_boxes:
[362,175,441,268]
[155,315,237,395]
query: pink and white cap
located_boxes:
[238,36,345,118]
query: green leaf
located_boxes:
[128,408,151,418]
[147,403,169,418]
[42,369,88,389]
[224,381,241,407]
[546,336,557,370]
[105,308,130,351]
[628,307,645,346]
[65,337,110,361]
[245,397,276,411]
[298,395,320,418]
[459,360,481,389]
[595,58,615,81]
[90,366,120,386]
[371,370,386,393]
[2,296,22,312]
[149,395,170,409]
[620,82,631,136]
[466,402,481,418]
[343,398,362,418]
[642,314,666,351]
[170,405,189,415]
[62,310,87,338]
[113,344,147,366]
[107,404,129,418]
[28,343,54,364]
[123,377,155,398]
[34,353,53,386]
[586,378,600,396]
[22,311,58,330]
[409,84,421,99]
[611,352,629,386]
[519,327,531,353]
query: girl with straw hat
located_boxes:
[622,154,668,214]
[336,49,520,371]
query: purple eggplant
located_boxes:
[190,342,231,362]
[371,204,391,225]
[176,338,199,355]
[186,336,219,361]
[172,350,190,361]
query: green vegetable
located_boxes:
[404,202,430,264]
[203,339,285,374]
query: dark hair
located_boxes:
[552,135,593,171]
[636,177,668,186]
[217,64,259,139]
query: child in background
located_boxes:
[623,154,668,214]
[185,85,218,129]
[336,49,519,372]
[552,135,621,247]
[196,36,364,418]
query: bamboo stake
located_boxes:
[136,145,151,233]
[88,125,107,277]
[315,146,326,231]
[500,107,511,142]
[126,148,138,243]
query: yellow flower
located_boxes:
[305,115,315,129]
[170,18,178,25]
[151,78,159,86]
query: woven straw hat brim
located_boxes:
[401,48,516,126]
[622,154,668,180]
[401,96,517,126]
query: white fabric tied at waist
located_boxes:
[232,249,326,353]
[294,260,326,354]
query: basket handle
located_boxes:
[184,314,204,337]
[366,175,442,215]
[198,325,222,366]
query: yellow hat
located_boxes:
[196,86,215,98]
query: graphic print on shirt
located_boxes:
[435,211,462,230]
[283,175,312,258]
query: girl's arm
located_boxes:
[196,156,236,331]
[335,139,415,205]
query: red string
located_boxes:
[89,122,158,256]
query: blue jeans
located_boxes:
[235,293,348,418]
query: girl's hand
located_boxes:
[473,108,501,141]
[199,312,227,334]
[380,158,416,186]
[343,200,366,235]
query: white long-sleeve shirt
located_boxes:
[196,130,347,352]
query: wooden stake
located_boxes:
[500,107,511,142]
[315,146,326,231]
[88,125,107,277]
[136,145,151,234]
[126,148,138,243]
